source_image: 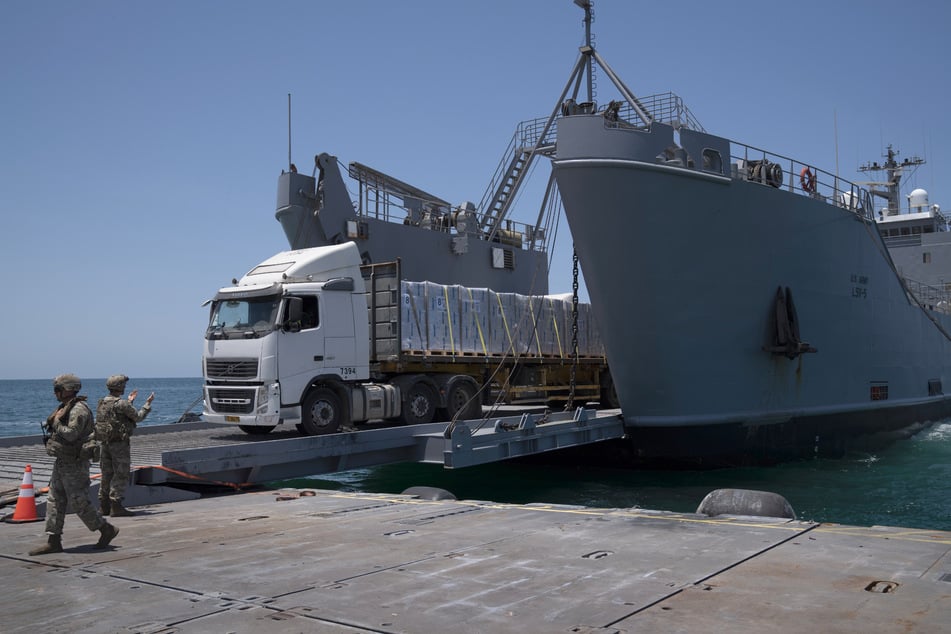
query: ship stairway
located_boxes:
[479,115,556,241]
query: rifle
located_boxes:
[41,396,76,445]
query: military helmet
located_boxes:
[106,374,130,390]
[53,373,82,392]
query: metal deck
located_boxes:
[2,410,949,632]
[2,488,948,632]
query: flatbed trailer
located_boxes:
[363,259,614,414]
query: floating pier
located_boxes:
[2,413,948,631]
[2,487,949,632]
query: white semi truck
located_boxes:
[202,242,614,435]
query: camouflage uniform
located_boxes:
[96,375,151,515]
[29,374,118,555]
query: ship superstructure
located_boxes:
[864,146,951,309]
[274,140,557,295]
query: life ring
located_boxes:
[800,167,816,193]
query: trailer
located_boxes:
[202,243,615,436]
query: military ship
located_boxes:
[545,2,951,463]
[271,2,949,463]
[865,146,951,308]
[274,149,553,295]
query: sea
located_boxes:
[2,377,949,531]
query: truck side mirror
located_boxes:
[284,296,303,332]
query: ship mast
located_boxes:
[480,1,652,240]
[857,144,924,216]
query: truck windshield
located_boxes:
[206,296,280,340]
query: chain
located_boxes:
[565,246,580,411]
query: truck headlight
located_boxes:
[256,383,278,414]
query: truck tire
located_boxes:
[239,425,275,435]
[446,381,481,421]
[300,387,343,435]
[400,382,436,425]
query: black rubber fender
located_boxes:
[696,488,796,519]
[402,486,457,501]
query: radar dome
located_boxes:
[908,188,929,212]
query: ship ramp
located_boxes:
[0,407,625,506]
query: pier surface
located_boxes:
[2,488,949,632]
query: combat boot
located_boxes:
[110,501,133,517]
[29,534,63,556]
[100,498,110,516]
[94,522,119,549]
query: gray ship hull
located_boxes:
[552,115,951,463]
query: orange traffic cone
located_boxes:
[9,464,42,523]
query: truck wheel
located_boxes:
[239,425,275,435]
[401,382,436,425]
[301,387,343,435]
[446,381,481,420]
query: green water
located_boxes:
[280,422,951,531]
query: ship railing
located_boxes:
[346,156,546,252]
[596,94,705,133]
[476,93,705,239]
[882,234,923,248]
[367,202,544,252]
[902,277,951,314]
[609,92,705,132]
[485,217,548,251]
[730,144,875,222]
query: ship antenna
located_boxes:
[834,109,839,179]
[575,0,594,103]
[287,93,293,172]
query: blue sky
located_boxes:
[2,0,948,379]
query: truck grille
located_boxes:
[207,388,255,414]
[206,359,258,380]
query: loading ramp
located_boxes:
[138,407,626,487]
[1,408,626,507]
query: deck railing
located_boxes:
[605,95,876,223]
[902,278,951,313]
[729,143,875,223]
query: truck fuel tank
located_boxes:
[351,383,400,423]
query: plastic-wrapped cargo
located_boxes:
[540,296,567,356]
[398,280,601,358]
[458,287,491,354]
[487,290,511,355]
[425,281,452,352]
[400,281,427,351]
[493,292,532,356]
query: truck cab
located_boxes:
[202,243,373,433]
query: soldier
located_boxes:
[96,374,154,517]
[29,374,119,556]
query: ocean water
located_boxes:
[2,378,948,531]
[0,378,205,437]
